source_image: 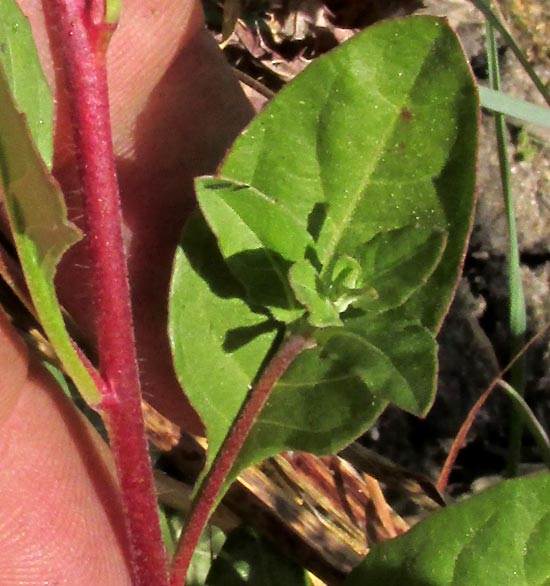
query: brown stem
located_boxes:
[49,2,167,584]
[170,334,314,586]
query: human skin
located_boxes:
[0,1,252,582]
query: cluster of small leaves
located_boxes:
[169,16,478,486]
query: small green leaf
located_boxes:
[479,86,550,130]
[0,67,99,404]
[105,0,122,26]
[349,226,447,315]
[196,177,314,322]
[345,473,550,586]
[207,527,309,586]
[288,259,341,327]
[0,0,53,167]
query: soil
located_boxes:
[202,0,550,494]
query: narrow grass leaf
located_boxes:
[469,0,550,108]
[479,87,550,130]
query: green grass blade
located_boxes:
[498,380,550,470]
[485,11,527,477]
[470,0,550,108]
[479,87,550,129]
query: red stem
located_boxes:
[170,334,313,586]
[50,2,167,584]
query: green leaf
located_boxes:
[195,176,314,322]
[0,66,99,404]
[221,16,478,332]
[469,0,550,109]
[345,473,550,586]
[207,527,309,586]
[169,212,278,466]
[0,0,53,167]
[170,216,436,486]
[349,226,447,315]
[105,0,122,26]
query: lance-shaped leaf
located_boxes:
[0,0,53,167]
[0,66,99,404]
[220,16,478,332]
[345,473,550,586]
[195,176,314,322]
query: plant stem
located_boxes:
[169,334,313,586]
[49,2,167,584]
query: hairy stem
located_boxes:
[170,334,313,586]
[49,2,167,584]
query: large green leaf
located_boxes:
[0,0,53,167]
[207,527,309,586]
[345,473,550,586]
[220,16,477,332]
[0,66,99,403]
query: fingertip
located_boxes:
[0,359,132,584]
